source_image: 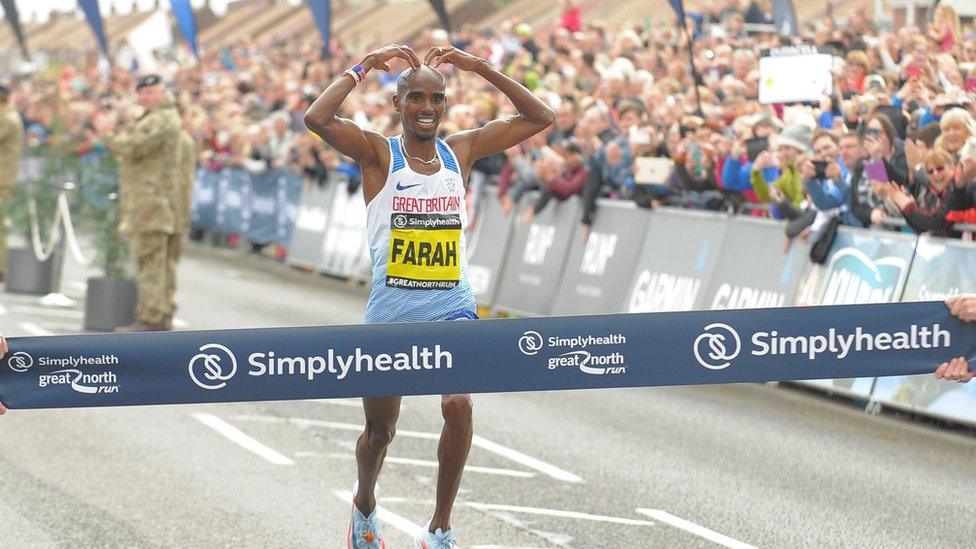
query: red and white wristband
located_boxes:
[344,64,367,85]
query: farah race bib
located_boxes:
[387,213,461,290]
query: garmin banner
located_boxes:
[871,237,976,422]
[494,195,581,316]
[287,183,336,269]
[702,216,810,310]
[552,200,650,315]
[466,196,515,309]
[794,227,917,397]
[626,209,729,313]
[1,302,971,410]
[318,184,369,278]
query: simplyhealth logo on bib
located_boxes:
[187,343,456,390]
[386,212,462,290]
[693,323,952,369]
[516,330,628,375]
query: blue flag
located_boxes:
[669,0,685,21]
[1,0,30,60]
[77,0,109,56]
[426,0,451,33]
[772,0,799,37]
[171,0,198,56]
[305,0,331,58]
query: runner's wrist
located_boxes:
[344,63,368,85]
[360,55,379,73]
[471,56,492,76]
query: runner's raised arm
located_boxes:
[304,44,421,163]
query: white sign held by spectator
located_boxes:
[758,48,832,105]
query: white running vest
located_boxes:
[363,135,476,324]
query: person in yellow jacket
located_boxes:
[0,84,24,281]
[750,123,811,219]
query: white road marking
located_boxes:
[303,398,375,408]
[0,303,7,315]
[332,489,426,540]
[297,451,536,478]
[471,546,552,549]
[194,413,294,465]
[471,435,582,483]
[20,322,54,336]
[10,306,83,319]
[465,502,654,526]
[231,415,581,482]
[636,509,757,549]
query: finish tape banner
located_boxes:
[1,302,973,410]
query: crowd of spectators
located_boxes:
[2,0,976,252]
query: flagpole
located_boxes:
[678,14,705,118]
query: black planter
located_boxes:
[4,247,62,295]
[84,277,137,332]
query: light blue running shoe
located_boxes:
[347,482,384,549]
[414,524,457,549]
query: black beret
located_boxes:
[135,74,162,90]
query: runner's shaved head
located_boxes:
[397,66,446,96]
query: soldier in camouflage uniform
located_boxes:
[0,85,24,282]
[97,75,181,332]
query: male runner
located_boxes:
[304,43,554,548]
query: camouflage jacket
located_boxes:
[105,99,181,234]
[0,105,24,190]
[176,130,196,234]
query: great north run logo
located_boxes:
[516,330,628,375]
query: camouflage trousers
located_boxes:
[0,186,11,275]
[132,232,181,325]
[167,235,183,317]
